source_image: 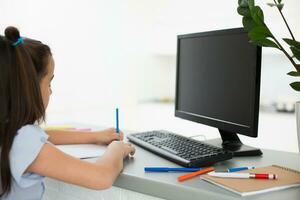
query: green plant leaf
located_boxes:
[291,47,300,60]
[248,0,255,8]
[250,6,264,25]
[250,38,279,48]
[287,71,300,77]
[249,26,273,39]
[242,17,257,32]
[277,3,284,11]
[283,38,300,49]
[267,3,276,7]
[278,0,282,4]
[290,82,300,91]
[237,6,251,17]
[267,3,284,10]
[238,0,249,7]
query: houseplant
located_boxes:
[237,0,300,91]
[237,0,300,151]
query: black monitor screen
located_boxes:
[175,28,261,137]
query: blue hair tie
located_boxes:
[12,37,24,47]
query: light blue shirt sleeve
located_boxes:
[9,124,49,188]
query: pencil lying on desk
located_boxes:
[145,167,202,172]
[177,167,215,182]
[208,172,278,180]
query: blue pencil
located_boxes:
[116,108,119,133]
[144,167,201,172]
[215,166,255,173]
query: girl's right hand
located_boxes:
[107,141,135,158]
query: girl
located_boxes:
[0,26,135,200]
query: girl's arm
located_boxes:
[46,128,123,145]
[27,141,135,189]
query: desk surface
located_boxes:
[87,134,300,200]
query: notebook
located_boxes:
[201,165,300,196]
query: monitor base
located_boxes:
[205,129,263,157]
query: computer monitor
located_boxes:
[175,28,262,156]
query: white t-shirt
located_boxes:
[2,125,49,200]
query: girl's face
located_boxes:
[40,56,54,109]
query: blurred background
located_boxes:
[1,0,299,152]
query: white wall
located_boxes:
[1,0,300,119]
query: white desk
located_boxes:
[43,103,299,199]
[42,134,300,200]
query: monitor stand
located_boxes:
[205,129,263,157]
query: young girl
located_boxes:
[0,26,135,200]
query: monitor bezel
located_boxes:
[174,27,262,138]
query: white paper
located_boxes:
[56,144,107,159]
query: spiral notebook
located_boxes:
[201,165,300,196]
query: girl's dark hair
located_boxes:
[0,26,52,196]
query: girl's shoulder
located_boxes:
[16,124,48,142]
[10,124,49,188]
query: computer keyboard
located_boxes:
[127,130,233,167]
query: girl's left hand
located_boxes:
[93,128,124,145]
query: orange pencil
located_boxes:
[177,167,215,182]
